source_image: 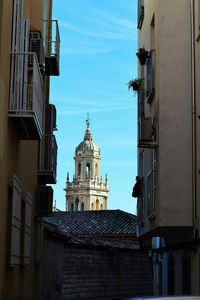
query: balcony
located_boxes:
[44,20,60,76]
[38,134,57,184]
[137,0,144,29]
[8,52,44,140]
[36,186,53,216]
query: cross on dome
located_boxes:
[86,112,90,129]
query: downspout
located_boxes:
[190,0,198,239]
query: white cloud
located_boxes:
[57,104,133,116]
[60,17,136,41]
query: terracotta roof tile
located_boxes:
[44,209,137,236]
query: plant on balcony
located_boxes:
[128,78,142,92]
[136,47,149,65]
[128,78,149,98]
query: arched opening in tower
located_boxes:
[86,163,90,177]
[78,163,81,176]
[96,199,99,210]
[95,163,98,177]
[75,197,79,211]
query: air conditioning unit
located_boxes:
[29,31,45,67]
[37,186,53,216]
[46,104,57,134]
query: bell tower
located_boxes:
[65,116,109,211]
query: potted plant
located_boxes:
[136,47,149,65]
[128,78,142,92]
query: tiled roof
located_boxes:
[44,209,137,236]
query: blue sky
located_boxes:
[50,0,138,214]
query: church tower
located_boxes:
[65,117,109,211]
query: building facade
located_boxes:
[43,210,153,299]
[0,0,60,298]
[136,0,200,296]
[65,121,109,211]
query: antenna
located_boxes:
[86,112,90,129]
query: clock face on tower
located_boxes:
[65,121,109,211]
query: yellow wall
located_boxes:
[0,0,55,298]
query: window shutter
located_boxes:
[23,192,32,265]
[12,0,23,52]
[8,176,21,266]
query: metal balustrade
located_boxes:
[8,52,44,140]
[38,134,57,184]
[43,20,60,76]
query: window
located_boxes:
[78,163,81,176]
[7,176,33,266]
[96,199,99,210]
[81,202,84,211]
[182,252,191,294]
[91,203,94,210]
[138,117,153,146]
[21,192,32,265]
[7,176,21,266]
[146,50,155,104]
[71,203,74,211]
[137,0,144,29]
[100,204,103,210]
[146,170,155,218]
[75,197,79,211]
[168,254,175,295]
[95,163,98,177]
[86,163,90,177]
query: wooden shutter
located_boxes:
[22,192,32,265]
[8,176,21,266]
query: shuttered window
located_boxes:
[22,192,32,265]
[8,175,21,266]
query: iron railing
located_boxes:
[9,52,44,138]
[43,20,60,75]
[38,134,57,183]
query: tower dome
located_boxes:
[75,128,100,156]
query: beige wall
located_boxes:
[138,0,193,236]
[0,0,55,298]
[138,0,200,296]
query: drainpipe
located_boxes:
[190,0,198,239]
